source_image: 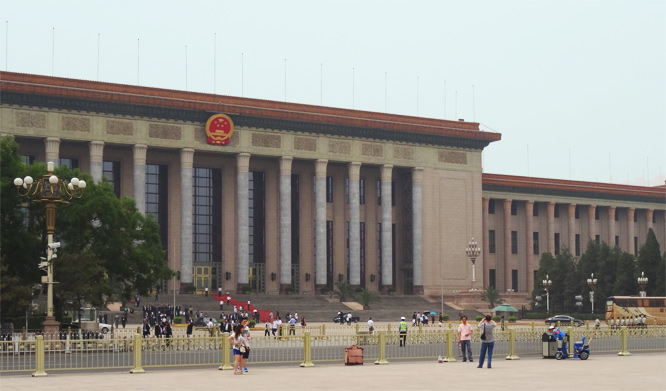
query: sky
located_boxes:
[2,0,665,186]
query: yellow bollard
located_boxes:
[387,323,392,333]
[505,328,520,360]
[566,326,573,357]
[618,326,631,356]
[355,323,360,334]
[129,334,145,373]
[321,323,326,337]
[374,331,389,365]
[531,322,535,330]
[300,331,315,367]
[219,332,233,370]
[442,329,457,362]
[418,323,422,334]
[32,335,47,377]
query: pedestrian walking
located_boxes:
[368,317,374,334]
[399,316,408,347]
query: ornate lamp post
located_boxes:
[586,273,598,314]
[637,271,648,298]
[465,238,481,291]
[14,162,86,333]
[542,275,552,313]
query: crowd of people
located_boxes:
[609,315,649,329]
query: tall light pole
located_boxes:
[543,274,552,313]
[637,271,648,298]
[465,238,481,291]
[14,162,86,333]
[587,273,597,314]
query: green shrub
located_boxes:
[508,316,517,323]
[241,285,253,294]
[320,287,331,295]
[248,320,256,327]
[184,285,196,294]
[172,317,182,324]
[441,314,449,321]
[62,316,72,324]
[493,315,501,322]
[475,315,483,322]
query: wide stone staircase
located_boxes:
[119,293,481,324]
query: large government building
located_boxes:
[2,71,664,299]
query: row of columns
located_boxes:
[484,197,658,292]
[42,137,425,292]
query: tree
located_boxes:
[613,252,637,295]
[636,229,662,295]
[354,288,381,310]
[0,135,174,321]
[329,280,354,302]
[480,285,503,308]
[654,252,666,297]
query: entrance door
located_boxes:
[194,265,212,293]
[249,263,265,293]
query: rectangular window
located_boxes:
[377,179,381,206]
[633,212,637,222]
[634,237,638,255]
[360,222,366,287]
[595,234,600,244]
[554,233,560,255]
[22,155,35,165]
[489,269,496,289]
[575,234,581,256]
[345,178,349,204]
[488,199,495,214]
[615,236,619,247]
[391,181,396,206]
[653,213,657,224]
[615,210,619,221]
[60,158,79,170]
[554,204,560,218]
[193,168,222,263]
[291,175,300,265]
[249,171,266,264]
[533,202,539,216]
[102,161,121,197]
[488,230,496,254]
[595,208,600,220]
[326,176,333,203]
[511,231,518,254]
[511,201,517,216]
[359,178,365,205]
[146,164,168,250]
[511,269,518,292]
[575,205,580,219]
[533,232,540,255]
[377,223,382,287]
[326,221,334,288]
[345,221,350,279]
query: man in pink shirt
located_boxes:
[458,315,474,362]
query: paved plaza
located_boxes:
[1,352,664,390]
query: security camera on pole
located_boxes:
[14,162,86,333]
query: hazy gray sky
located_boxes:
[3,0,664,186]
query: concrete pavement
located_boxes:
[1,352,664,390]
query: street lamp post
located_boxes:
[542,275,552,313]
[14,162,86,333]
[465,238,481,291]
[637,271,648,298]
[586,273,597,314]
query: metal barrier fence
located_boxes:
[1,326,663,376]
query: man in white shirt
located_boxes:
[272,319,278,338]
[367,317,374,334]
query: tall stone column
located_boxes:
[482,198,490,289]
[647,209,654,231]
[279,156,293,293]
[348,162,362,286]
[89,141,104,183]
[503,199,512,291]
[237,153,251,289]
[568,204,576,254]
[525,200,534,294]
[547,202,555,254]
[180,148,194,290]
[44,137,60,168]
[314,159,328,289]
[609,206,616,246]
[412,167,424,295]
[381,164,393,290]
[133,144,147,216]
[588,205,596,241]
[628,208,636,254]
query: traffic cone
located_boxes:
[438,355,443,363]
